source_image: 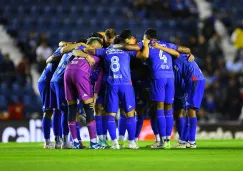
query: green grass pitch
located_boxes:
[1,140,243,171]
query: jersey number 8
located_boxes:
[110,56,120,72]
[159,50,167,63]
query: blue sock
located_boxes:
[76,122,81,141]
[165,109,174,139]
[102,116,108,138]
[118,114,126,136]
[180,117,189,142]
[107,116,117,140]
[42,116,51,139]
[188,117,197,143]
[177,117,186,139]
[52,110,61,137]
[126,116,136,141]
[150,114,159,135]
[95,116,103,136]
[61,108,69,136]
[135,115,144,138]
[156,109,166,140]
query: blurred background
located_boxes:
[0,0,243,141]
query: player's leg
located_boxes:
[105,85,120,149]
[135,107,144,142]
[147,105,161,148]
[50,81,62,148]
[38,79,53,148]
[95,90,109,146]
[64,70,84,149]
[134,86,149,143]
[150,79,167,148]
[61,105,72,148]
[56,82,72,148]
[95,103,103,141]
[120,85,137,149]
[76,72,103,149]
[164,78,175,148]
[118,109,126,147]
[186,80,206,148]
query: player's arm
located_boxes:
[58,41,72,47]
[72,49,95,66]
[151,42,180,58]
[113,44,141,51]
[61,42,87,53]
[136,39,149,59]
[177,46,191,54]
[46,55,62,64]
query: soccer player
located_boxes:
[113,29,180,148]
[93,29,117,147]
[172,53,205,148]
[78,36,149,149]
[38,46,63,149]
[66,37,104,149]
[117,29,151,146]
[49,40,86,148]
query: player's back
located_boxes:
[101,46,134,85]
[67,55,100,74]
[175,54,204,81]
[147,41,174,79]
[51,52,74,82]
[38,47,62,82]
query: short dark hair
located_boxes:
[114,37,125,44]
[87,37,103,46]
[75,38,87,43]
[105,28,116,39]
[119,29,132,40]
[144,28,157,39]
[89,32,104,39]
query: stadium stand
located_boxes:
[0,0,242,121]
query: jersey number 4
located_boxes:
[159,50,167,63]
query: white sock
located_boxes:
[179,140,186,144]
[189,141,195,144]
[103,134,107,140]
[155,134,160,142]
[135,138,138,142]
[73,138,79,143]
[166,136,171,141]
[119,135,124,141]
[129,140,135,144]
[64,135,69,143]
[113,139,119,145]
[98,135,103,141]
[45,139,50,144]
[90,138,97,143]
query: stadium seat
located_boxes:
[0,82,9,97]
[0,95,8,111]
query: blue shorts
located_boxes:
[105,84,135,113]
[174,80,186,110]
[50,80,66,110]
[37,64,57,112]
[96,86,105,106]
[150,78,174,104]
[186,79,206,110]
[133,78,150,109]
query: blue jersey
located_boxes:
[96,45,137,85]
[173,53,204,82]
[38,47,62,82]
[147,40,175,79]
[51,52,74,83]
